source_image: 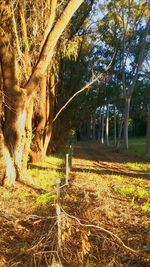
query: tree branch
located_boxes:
[53,52,116,122]
[40,0,57,50]
[61,207,150,262]
[25,0,84,95]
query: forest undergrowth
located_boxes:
[0,142,149,267]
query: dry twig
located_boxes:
[61,207,150,263]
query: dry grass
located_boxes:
[0,143,150,266]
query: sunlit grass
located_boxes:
[36,193,57,206]
[112,177,150,211]
[109,173,150,212]
[142,202,150,212]
[126,162,150,172]
[22,154,65,190]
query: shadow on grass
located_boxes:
[72,165,150,181]
[28,164,63,172]
[17,180,47,194]
[73,143,150,164]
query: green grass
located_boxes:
[118,136,150,159]
[126,162,150,172]
[22,154,65,191]
[142,202,150,212]
[112,175,150,212]
[36,193,57,206]
[127,136,147,157]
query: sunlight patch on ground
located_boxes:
[126,162,150,172]
[22,154,65,190]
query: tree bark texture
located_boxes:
[0,0,84,184]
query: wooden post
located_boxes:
[56,178,61,249]
[56,178,61,200]
[66,153,69,185]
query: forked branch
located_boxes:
[53,52,116,122]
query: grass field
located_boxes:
[118,136,149,158]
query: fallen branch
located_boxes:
[53,52,116,122]
[61,207,150,263]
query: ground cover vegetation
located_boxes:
[0,142,149,266]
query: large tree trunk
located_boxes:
[43,72,55,156]
[30,77,47,162]
[3,91,27,180]
[0,0,84,184]
[0,76,15,185]
[124,97,131,150]
[22,96,34,169]
[0,2,27,182]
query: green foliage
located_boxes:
[120,186,135,196]
[36,193,57,206]
[131,196,135,207]
[142,202,150,212]
[113,183,149,199]
[60,36,83,61]
[127,162,150,172]
[112,175,123,182]
[137,188,148,198]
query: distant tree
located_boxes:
[97,0,149,149]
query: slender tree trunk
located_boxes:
[87,122,90,141]
[18,2,31,78]
[98,108,101,142]
[114,106,117,146]
[105,103,109,146]
[124,97,131,150]
[101,108,105,144]
[116,118,123,149]
[92,114,96,140]
[146,102,150,154]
